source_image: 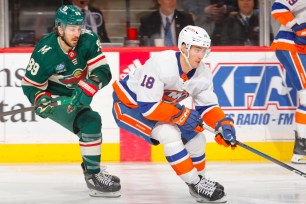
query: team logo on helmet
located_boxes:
[59,6,68,14]
[186,27,197,33]
[55,5,84,27]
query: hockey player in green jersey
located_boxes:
[21,5,121,197]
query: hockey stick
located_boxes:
[202,122,306,178]
[234,140,306,178]
[0,98,72,117]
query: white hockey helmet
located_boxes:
[178,25,211,58]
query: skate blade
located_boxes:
[195,195,227,203]
[291,154,306,164]
[189,189,227,203]
[89,189,121,198]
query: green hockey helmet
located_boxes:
[55,5,84,28]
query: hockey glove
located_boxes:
[215,117,237,150]
[35,94,55,118]
[292,23,306,37]
[171,105,204,133]
[68,79,99,113]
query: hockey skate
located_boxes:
[188,176,226,203]
[81,163,121,197]
[291,131,306,164]
[203,177,224,191]
[81,162,120,183]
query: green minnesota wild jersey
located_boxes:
[22,30,112,104]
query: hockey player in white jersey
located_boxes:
[112,25,236,203]
[271,0,306,164]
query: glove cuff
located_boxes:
[215,134,230,147]
[171,106,190,126]
[78,79,98,96]
[215,117,234,129]
[34,92,52,105]
[89,75,103,89]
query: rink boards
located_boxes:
[0,47,296,162]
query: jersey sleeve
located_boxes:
[271,0,297,28]
[136,57,180,122]
[193,67,226,130]
[83,31,112,88]
[194,84,225,129]
[21,51,54,104]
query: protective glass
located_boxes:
[83,12,103,28]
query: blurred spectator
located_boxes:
[70,0,111,42]
[180,0,237,45]
[11,30,36,47]
[139,0,194,46]
[219,0,269,45]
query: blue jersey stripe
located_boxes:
[166,149,188,162]
[138,101,158,113]
[196,104,218,115]
[272,2,289,11]
[119,75,137,101]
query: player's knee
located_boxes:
[151,123,181,144]
[299,90,306,106]
[77,110,102,133]
[185,133,206,156]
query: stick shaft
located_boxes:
[235,140,306,178]
[0,98,71,117]
[0,106,36,117]
[202,123,306,178]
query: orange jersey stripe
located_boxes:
[291,52,306,88]
[296,111,306,125]
[271,42,306,54]
[145,102,180,122]
[202,107,226,129]
[271,42,296,52]
[171,157,195,176]
[113,81,138,108]
[272,11,295,26]
[114,102,152,136]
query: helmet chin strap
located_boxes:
[181,48,193,70]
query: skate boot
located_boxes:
[81,163,121,197]
[188,176,226,203]
[203,177,224,191]
[81,162,120,183]
[291,131,306,164]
